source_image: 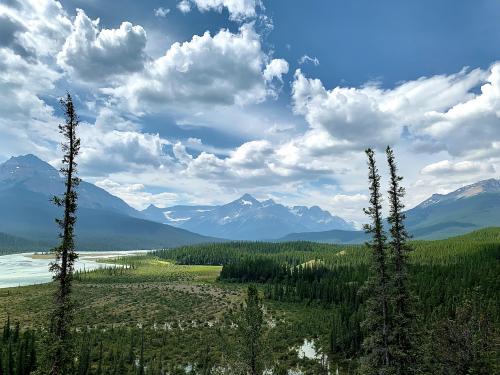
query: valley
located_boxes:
[1,228,498,373]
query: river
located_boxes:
[0,250,149,288]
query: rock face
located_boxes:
[141,193,354,240]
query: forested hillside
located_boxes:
[154,228,500,371]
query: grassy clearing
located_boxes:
[0,254,345,372]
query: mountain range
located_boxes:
[0,154,498,251]
[141,193,354,240]
[280,178,500,242]
[0,155,217,251]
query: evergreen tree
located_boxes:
[96,340,103,375]
[386,146,414,374]
[238,285,264,375]
[138,329,145,375]
[12,323,18,344]
[47,93,81,375]
[2,316,10,343]
[6,342,13,375]
[422,290,498,375]
[77,338,90,375]
[359,148,392,375]
[27,332,37,374]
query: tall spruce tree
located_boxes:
[386,146,414,374]
[238,285,264,375]
[359,148,392,375]
[47,93,81,375]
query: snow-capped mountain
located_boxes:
[416,178,500,209]
[141,193,354,240]
[401,178,500,239]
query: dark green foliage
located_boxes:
[236,285,265,375]
[359,148,392,374]
[1,226,498,374]
[0,319,37,375]
[138,329,145,375]
[419,289,499,375]
[47,93,81,375]
[386,146,414,374]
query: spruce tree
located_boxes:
[6,341,13,375]
[47,93,81,375]
[138,329,145,375]
[3,316,10,343]
[238,285,264,375]
[359,148,392,375]
[96,340,103,375]
[386,146,414,374]
[28,332,37,374]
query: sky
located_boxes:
[0,0,499,224]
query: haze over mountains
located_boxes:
[0,154,498,251]
[142,194,354,240]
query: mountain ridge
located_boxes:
[278,178,500,242]
[140,193,354,240]
[0,155,220,251]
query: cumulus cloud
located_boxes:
[177,0,192,13]
[178,0,262,21]
[291,65,497,156]
[415,64,500,157]
[169,137,335,188]
[421,160,496,176]
[57,9,147,82]
[0,0,71,159]
[0,13,32,58]
[95,179,179,209]
[0,0,71,57]
[263,58,289,82]
[107,24,288,112]
[79,119,170,175]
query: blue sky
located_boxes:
[1,0,499,223]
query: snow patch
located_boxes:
[163,211,191,222]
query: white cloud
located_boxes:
[177,0,192,13]
[154,7,170,18]
[107,24,288,112]
[0,0,71,160]
[415,64,500,157]
[79,123,170,175]
[291,65,495,155]
[179,0,262,21]
[298,55,319,66]
[57,9,147,81]
[421,160,496,176]
[263,58,289,82]
[95,179,179,210]
[0,0,72,57]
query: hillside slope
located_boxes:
[0,155,220,251]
